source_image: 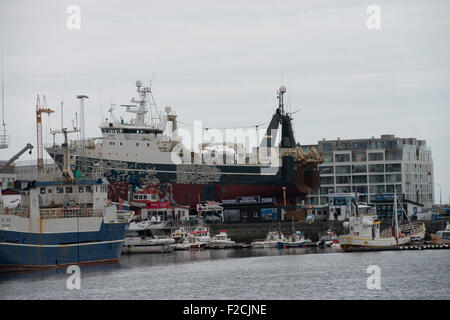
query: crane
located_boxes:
[36,95,54,173]
[50,128,79,180]
[0,143,33,173]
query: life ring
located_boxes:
[330,207,335,213]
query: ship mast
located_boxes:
[126,80,150,127]
[394,188,399,244]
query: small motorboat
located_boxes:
[122,235,174,253]
[207,230,236,249]
[251,230,285,248]
[189,225,212,245]
[171,234,206,251]
[432,222,450,244]
[317,230,340,248]
[277,231,312,248]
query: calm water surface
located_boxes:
[1,248,449,299]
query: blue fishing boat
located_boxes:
[0,129,134,271]
[277,231,312,248]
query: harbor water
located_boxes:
[1,248,449,300]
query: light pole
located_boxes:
[434,183,442,206]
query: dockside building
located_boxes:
[302,134,434,210]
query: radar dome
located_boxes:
[279,85,286,93]
[136,80,142,87]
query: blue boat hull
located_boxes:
[0,222,129,269]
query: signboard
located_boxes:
[237,196,260,204]
[145,201,171,209]
[221,199,237,205]
[260,197,275,204]
[261,208,277,221]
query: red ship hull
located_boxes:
[109,182,305,209]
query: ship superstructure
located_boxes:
[46,81,322,208]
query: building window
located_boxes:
[386,140,398,149]
[335,186,351,193]
[386,163,401,172]
[321,143,333,152]
[335,166,351,174]
[369,164,384,173]
[352,175,367,184]
[369,185,385,194]
[40,187,46,194]
[78,186,84,193]
[335,154,350,162]
[386,174,401,183]
[319,166,334,174]
[320,176,334,185]
[65,187,73,193]
[57,187,64,193]
[336,176,351,184]
[368,152,384,161]
[369,175,384,183]
[368,140,385,150]
[352,165,367,173]
[352,185,368,193]
[86,186,92,193]
[352,151,366,162]
[385,150,402,161]
[322,154,333,163]
[352,141,368,150]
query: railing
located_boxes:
[0,134,10,149]
[0,207,30,218]
[40,208,103,219]
[117,210,134,223]
[380,223,425,238]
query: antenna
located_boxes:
[61,100,64,129]
[0,49,10,149]
[1,49,4,132]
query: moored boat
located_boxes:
[188,225,212,245]
[277,231,312,248]
[339,194,426,251]
[207,230,236,249]
[122,236,174,253]
[0,128,135,271]
[171,234,205,251]
[317,230,340,248]
[432,222,450,244]
[251,230,285,248]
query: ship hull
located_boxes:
[0,222,129,270]
[46,151,318,207]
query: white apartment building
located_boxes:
[302,134,434,209]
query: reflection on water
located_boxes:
[1,247,449,300]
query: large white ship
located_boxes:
[46,81,323,208]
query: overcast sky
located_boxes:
[0,0,449,203]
